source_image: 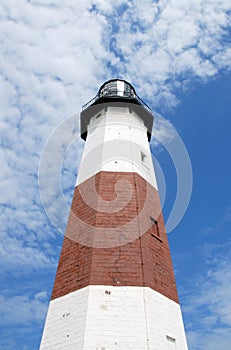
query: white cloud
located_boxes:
[0,292,48,326]
[151,113,177,146]
[103,0,231,104]
[0,230,57,272]
[0,0,112,273]
[183,240,231,350]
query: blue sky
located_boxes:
[0,1,231,349]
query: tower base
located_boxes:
[40,286,188,349]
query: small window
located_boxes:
[150,217,160,237]
[141,151,147,162]
[166,335,176,349]
[166,336,175,342]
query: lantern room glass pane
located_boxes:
[99,80,135,98]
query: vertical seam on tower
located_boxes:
[129,120,150,348]
[134,173,150,349]
[88,173,99,287]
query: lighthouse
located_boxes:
[40,79,188,349]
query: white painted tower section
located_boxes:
[40,286,188,350]
[77,106,157,188]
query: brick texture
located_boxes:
[51,171,179,304]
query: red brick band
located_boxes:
[51,171,179,304]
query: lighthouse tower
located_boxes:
[40,79,188,349]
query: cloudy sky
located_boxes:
[0,0,231,349]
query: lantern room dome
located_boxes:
[98,79,136,99]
